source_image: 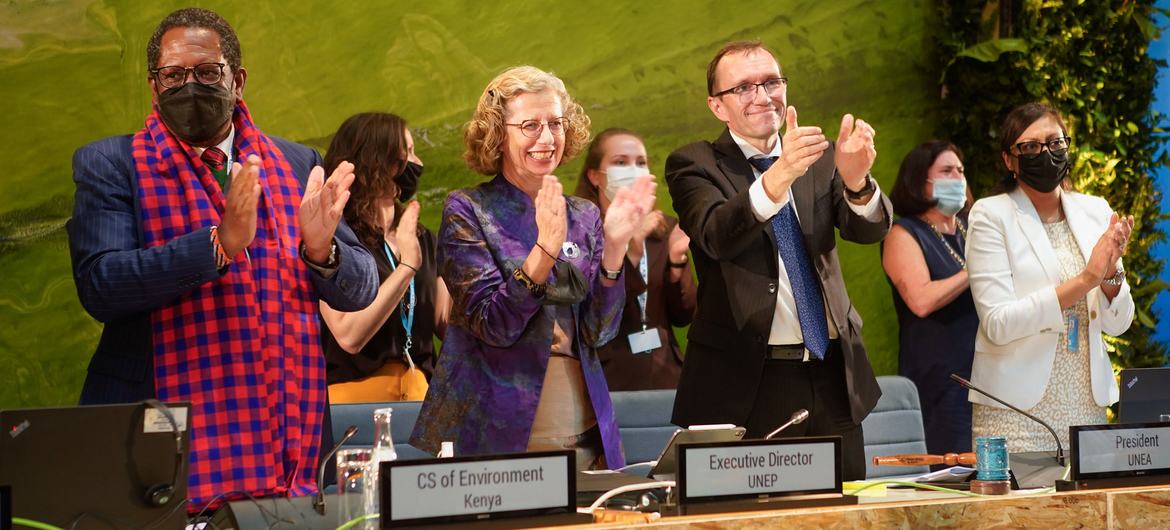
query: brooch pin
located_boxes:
[562,241,581,259]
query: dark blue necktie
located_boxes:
[748,155,829,360]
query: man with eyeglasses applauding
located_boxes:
[66,7,377,511]
[664,40,892,479]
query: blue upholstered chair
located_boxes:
[330,401,432,460]
[862,375,930,479]
[609,389,680,470]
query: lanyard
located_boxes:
[383,242,417,366]
[637,246,648,330]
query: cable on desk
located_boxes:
[845,480,984,498]
[189,490,296,528]
[13,518,66,530]
[614,460,657,474]
[336,513,379,530]
[579,480,677,514]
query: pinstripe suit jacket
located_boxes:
[67,134,378,404]
[665,129,892,427]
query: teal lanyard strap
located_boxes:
[383,242,417,365]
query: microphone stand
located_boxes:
[950,374,1065,466]
[315,425,359,515]
[765,409,810,440]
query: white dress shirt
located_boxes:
[731,130,883,347]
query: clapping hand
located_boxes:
[218,154,262,257]
[1086,213,1134,284]
[300,161,355,263]
[834,113,877,191]
[534,175,567,257]
[603,175,657,248]
[667,222,691,265]
[633,210,665,246]
[761,106,828,202]
[393,200,422,271]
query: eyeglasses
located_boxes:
[506,118,566,139]
[150,62,227,90]
[1011,136,1071,156]
[712,77,788,102]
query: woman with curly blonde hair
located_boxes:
[412,66,657,469]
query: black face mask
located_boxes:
[543,260,589,306]
[1016,149,1070,193]
[157,82,235,145]
[395,161,424,201]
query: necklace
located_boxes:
[928,218,967,270]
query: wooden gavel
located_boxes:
[873,452,977,467]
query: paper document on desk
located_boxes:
[911,466,974,482]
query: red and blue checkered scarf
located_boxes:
[133,101,325,511]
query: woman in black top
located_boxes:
[319,112,449,403]
[881,140,977,455]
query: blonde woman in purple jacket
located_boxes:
[411,66,656,469]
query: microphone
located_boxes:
[765,409,809,440]
[314,425,358,515]
[950,374,1065,465]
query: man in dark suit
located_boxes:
[66,8,377,508]
[666,41,891,479]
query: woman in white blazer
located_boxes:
[966,103,1135,452]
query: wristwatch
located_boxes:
[300,240,339,278]
[600,266,623,281]
[668,255,689,268]
[513,268,546,296]
[1103,265,1126,286]
[844,175,876,200]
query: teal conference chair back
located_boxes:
[862,375,930,479]
[330,401,432,460]
[610,389,680,467]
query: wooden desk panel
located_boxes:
[573,486,1170,529]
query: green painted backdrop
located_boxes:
[0,0,940,408]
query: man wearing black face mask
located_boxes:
[66,7,378,511]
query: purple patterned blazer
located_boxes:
[410,175,626,468]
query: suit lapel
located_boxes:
[792,158,817,241]
[712,129,780,258]
[1010,188,1062,285]
[712,129,756,195]
[1061,191,1104,309]
[1061,191,1097,267]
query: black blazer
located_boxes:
[665,129,892,426]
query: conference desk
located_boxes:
[569,484,1170,529]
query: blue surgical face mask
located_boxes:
[931,178,967,217]
[604,164,649,199]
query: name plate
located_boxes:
[677,436,842,504]
[380,450,574,528]
[1071,423,1170,480]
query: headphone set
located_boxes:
[141,399,184,507]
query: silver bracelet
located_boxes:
[1102,267,1125,286]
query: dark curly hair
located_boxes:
[324,112,410,251]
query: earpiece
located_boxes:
[142,399,184,507]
